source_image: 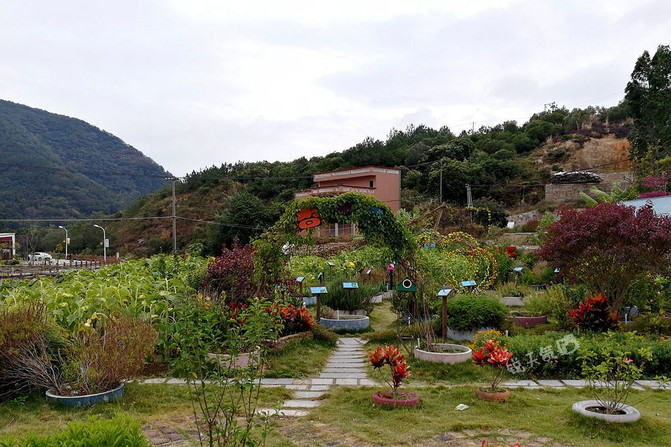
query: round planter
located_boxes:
[320,315,369,331]
[414,344,472,364]
[446,327,492,342]
[513,315,548,328]
[271,331,314,352]
[572,400,641,423]
[46,383,125,407]
[475,388,510,402]
[371,390,419,407]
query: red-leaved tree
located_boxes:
[539,203,671,312]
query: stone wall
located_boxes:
[544,172,633,205]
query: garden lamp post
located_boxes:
[387,262,395,290]
[93,224,107,262]
[58,225,68,261]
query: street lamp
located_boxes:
[57,225,68,261]
[93,224,107,262]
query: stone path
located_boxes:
[258,336,376,418]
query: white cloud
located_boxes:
[0,0,668,176]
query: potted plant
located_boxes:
[368,345,418,407]
[46,314,158,407]
[572,345,651,423]
[444,294,507,341]
[513,294,549,328]
[472,338,513,402]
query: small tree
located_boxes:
[539,203,671,312]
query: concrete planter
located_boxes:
[572,400,641,423]
[46,383,125,407]
[447,327,492,342]
[320,315,369,331]
[513,315,548,328]
[271,331,313,351]
[414,344,472,364]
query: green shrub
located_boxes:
[2,414,148,446]
[445,294,507,331]
[310,324,339,346]
[320,280,383,313]
[541,285,574,329]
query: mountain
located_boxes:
[0,100,171,223]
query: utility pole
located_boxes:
[171,178,177,256]
[439,158,443,204]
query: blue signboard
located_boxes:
[512,267,523,273]
[342,282,359,289]
[461,280,477,287]
[296,276,305,283]
[437,288,452,297]
[310,286,328,295]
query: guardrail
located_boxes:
[0,258,120,279]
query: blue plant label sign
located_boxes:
[342,282,359,289]
[437,288,452,297]
[310,286,328,295]
[461,280,477,287]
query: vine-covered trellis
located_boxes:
[253,192,416,292]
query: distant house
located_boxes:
[0,233,16,259]
[620,195,671,216]
[295,166,401,237]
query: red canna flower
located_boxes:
[368,346,387,369]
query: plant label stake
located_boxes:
[437,287,452,340]
[310,286,328,320]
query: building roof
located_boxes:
[620,195,671,216]
[312,166,400,180]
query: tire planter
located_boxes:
[513,315,548,328]
[414,344,472,364]
[320,315,369,331]
[46,383,125,407]
[371,390,419,407]
[446,327,492,342]
[475,388,510,402]
[572,400,641,423]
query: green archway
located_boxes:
[254,192,415,290]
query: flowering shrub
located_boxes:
[472,339,513,392]
[568,293,619,332]
[580,341,653,414]
[266,303,313,336]
[368,345,410,393]
[203,241,257,304]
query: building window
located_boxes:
[369,180,374,188]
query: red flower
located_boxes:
[488,347,513,369]
[391,362,410,388]
[473,347,487,366]
[368,346,387,369]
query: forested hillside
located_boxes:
[113,102,632,256]
[0,100,170,222]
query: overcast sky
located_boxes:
[2,1,669,177]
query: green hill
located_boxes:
[0,99,170,223]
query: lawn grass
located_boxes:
[0,383,291,441]
[293,386,671,446]
[264,338,334,378]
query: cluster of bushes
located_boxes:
[1,415,147,446]
[496,331,671,379]
[444,295,507,331]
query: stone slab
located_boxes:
[283,399,322,408]
[320,372,368,379]
[358,379,379,386]
[258,408,309,417]
[141,378,167,384]
[310,378,335,385]
[335,378,359,386]
[166,378,187,385]
[294,391,326,399]
[259,378,295,385]
[285,384,309,390]
[563,380,589,388]
[309,385,331,391]
[636,380,670,390]
[536,380,564,388]
[321,368,366,374]
[501,380,540,389]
